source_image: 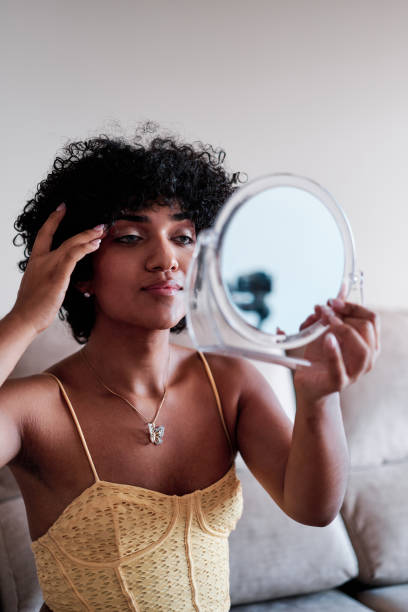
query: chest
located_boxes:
[15,371,238,539]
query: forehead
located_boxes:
[115,202,193,224]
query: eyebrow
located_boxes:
[115,212,192,223]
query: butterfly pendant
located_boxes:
[148,423,165,445]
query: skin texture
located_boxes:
[0,203,379,543]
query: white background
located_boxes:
[1,0,407,318]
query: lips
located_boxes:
[141,280,183,297]
[142,281,182,290]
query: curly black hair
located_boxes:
[14,129,241,343]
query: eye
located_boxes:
[174,235,195,246]
[115,234,142,244]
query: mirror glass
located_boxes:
[220,186,345,336]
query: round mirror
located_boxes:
[186,173,360,367]
[220,184,344,336]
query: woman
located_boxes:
[0,132,379,611]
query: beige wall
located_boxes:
[1,0,407,318]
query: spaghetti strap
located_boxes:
[197,351,234,457]
[44,373,100,483]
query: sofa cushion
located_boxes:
[10,318,78,379]
[0,465,20,502]
[341,462,408,585]
[340,310,408,586]
[340,309,408,468]
[229,457,358,606]
[0,496,42,612]
[231,588,373,610]
[356,584,408,612]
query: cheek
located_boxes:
[91,251,137,292]
[178,250,194,275]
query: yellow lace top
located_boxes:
[31,352,243,611]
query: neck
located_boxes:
[83,317,172,397]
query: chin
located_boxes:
[140,311,186,332]
[98,299,186,332]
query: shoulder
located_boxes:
[171,344,251,411]
[1,372,60,406]
[198,351,249,378]
[0,350,83,423]
[199,350,265,382]
[169,343,242,380]
[165,343,279,403]
[0,373,64,468]
[196,351,270,404]
[0,373,65,434]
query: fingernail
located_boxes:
[331,298,345,310]
[93,224,105,232]
[91,239,101,246]
[56,203,66,211]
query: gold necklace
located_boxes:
[80,348,170,446]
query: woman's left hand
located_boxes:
[294,299,380,403]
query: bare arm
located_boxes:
[0,313,39,466]
[0,312,38,389]
[0,395,23,466]
[0,204,105,468]
[236,361,348,527]
[237,301,379,527]
[277,391,348,526]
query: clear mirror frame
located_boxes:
[185,174,363,368]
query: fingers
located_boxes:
[336,282,347,301]
[319,307,373,379]
[31,203,67,256]
[58,224,106,254]
[327,299,380,351]
[63,236,102,266]
[339,316,379,367]
[31,204,107,260]
[55,227,106,278]
[328,298,377,324]
[323,333,348,389]
[299,312,320,331]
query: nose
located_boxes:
[145,237,179,272]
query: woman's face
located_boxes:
[89,203,196,332]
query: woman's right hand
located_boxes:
[11,203,105,336]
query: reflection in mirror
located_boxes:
[220,186,344,336]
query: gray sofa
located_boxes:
[1,310,408,611]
